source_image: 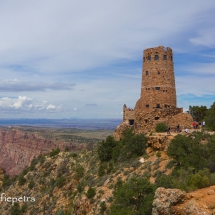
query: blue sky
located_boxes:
[0,0,214,119]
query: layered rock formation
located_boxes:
[0,128,84,176]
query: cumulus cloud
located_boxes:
[0,79,75,92]
[0,96,61,113]
[47,104,56,110]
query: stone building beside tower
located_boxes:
[114,46,193,140]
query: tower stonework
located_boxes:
[114,46,193,140]
[136,46,176,113]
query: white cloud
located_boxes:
[11,96,32,109]
[0,96,62,114]
[47,104,56,110]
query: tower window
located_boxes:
[147,56,151,61]
[155,87,160,90]
[154,55,159,60]
[146,104,149,108]
[155,117,159,120]
[156,104,160,108]
[158,71,160,74]
[146,71,149,75]
[129,119,134,126]
[163,55,167,60]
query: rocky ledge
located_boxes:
[152,186,215,215]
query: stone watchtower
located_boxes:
[135,46,177,113]
[114,46,193,140]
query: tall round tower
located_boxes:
[135,46,176,113]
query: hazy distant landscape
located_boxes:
[0,118,121,130]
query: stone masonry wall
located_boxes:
[135,46,176,114]
[116,46,193,136]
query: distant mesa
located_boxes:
[114,46,193,140]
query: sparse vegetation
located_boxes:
[75,165,85,179]
[109,177,155,215]
[2,123,215,214]
[97,129,147,163]
[18,174,27,186]
[50,148,61,157]
[155,123,168,132]
[86,187,96,199]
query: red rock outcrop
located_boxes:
[152,186,215,215]
[0,128,84,176]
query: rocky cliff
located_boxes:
[0,127,84,176]
[0,127,214,214]
[152,186,215,215]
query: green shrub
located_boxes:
[100,201,107,214]
[77,181,84,193]
[28,180,35,189]
[70,152,78,158]
[107,162,114,173]
[187,169,210,190]
[3,174,12,187]
[49,177,56,187]
[210,173,215,185]
[155,174,173,188]
[30,158,38,171]
[22,167,29,176]
[21,204,28,213]
[56,176,66,188]
[55,209,65,215]
[167,133,215,172]
[18,175,26,186]
[165,160,176,169]
[109,177,155,215]
[98,164,106,177]
[97,136,117,162]
[155,123,168,132]
[86,187,96,199]
[205,102,215,131]
[10,202,21,215]
[156,151,161,157]
[153,170,162,178]
[50,148,60,157]
[121,130,147,159]
[65,147,69,152]
[75,165,85,179]
[38,154,46,164]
